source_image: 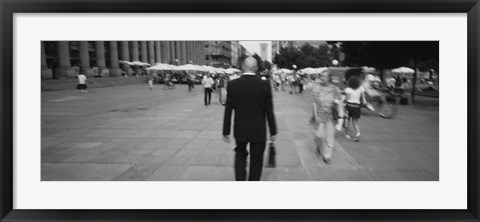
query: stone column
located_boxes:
[185,41,191,64]
[198,41,203,65]
[196,42,201,65]
[95,41,109,77]
[185,41,190,64]
[169,41,176,64]
[189,42,194,64]
[140,41,148,63]
[131,41,141,75]
[131,41,139,61]
[55,41,75,79]
[161,41,170,64]
[41,42,52,79]
[79,41,91,76]
[201,41,206,65]
[121,41,131,76]
[154,41,161,63]
[181,41,187,65]
[109,41,121,77]
[175,41,181,65]
[192,41,197,64]
[199,41,204,65]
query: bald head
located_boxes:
[242,56,258,73]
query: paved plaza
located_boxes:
[41,83,439,181]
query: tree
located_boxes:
[263,60,272,71]
[273,46,302,69]
[239,53,248,67]
[252,53,267,73]
[273,43,333,70]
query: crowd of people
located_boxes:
[219,56,394,180]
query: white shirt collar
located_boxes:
[243,72,255,75]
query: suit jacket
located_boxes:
[223,74,277,142]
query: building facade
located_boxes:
[230,41,240,68]
[205,41,232,68]
[42,41,208,79]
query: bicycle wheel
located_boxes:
[378,103,398,119]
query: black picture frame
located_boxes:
[1,0,479,221]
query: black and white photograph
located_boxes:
[40,40,439,181]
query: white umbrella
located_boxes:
[392,67,414,73]
[300,67,322,75]
[226,68,241,73]
[174,64,205,71]
[215,68,226,74]
[225,69,235,74]
[200,65,216,72]
[119,60,133,65]
[146,63,177,70]
[361,66,376,73]
[299,67,316,74]
[131,61,150,66]
[315,67,329,74]
[193,65,205,71]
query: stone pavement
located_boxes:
[41,83,439,181]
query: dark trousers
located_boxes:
[204,88,212,105]
[234,141,267,181]
[188,80,194,91]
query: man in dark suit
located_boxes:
[222,56,277,181]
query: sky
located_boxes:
[239,41,272,62]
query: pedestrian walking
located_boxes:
[187,72,195,92]
[217,74,227,105]
[77,73,88,93]
[344,75,367,142]
[202,73,214,106]
[287,74,295,94]
[212,74,219,99]
[272,73,280,91]
[310,70,342,164]
[222,56,277,181]
[148,77,154,90]
[298,75,305,94]
[280,72,286,91]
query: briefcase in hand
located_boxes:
[267,142,276,168]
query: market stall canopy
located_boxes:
[298,67,328,75]
[119,61,133,65]
[201,65,217,72]
[175,64,205,71]
[193,65,206,71]
[120,61,150,66]
[214,68,226,73]
[299,67,317,75]
[146,63,176,70]
[131,61,151,66]
[316,67,329,73]
[225,68,241,74]
[361,66,376,73]
[392,67,415,73]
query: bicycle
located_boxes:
[364,87,398,119]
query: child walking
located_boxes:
[344,75,366,142]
